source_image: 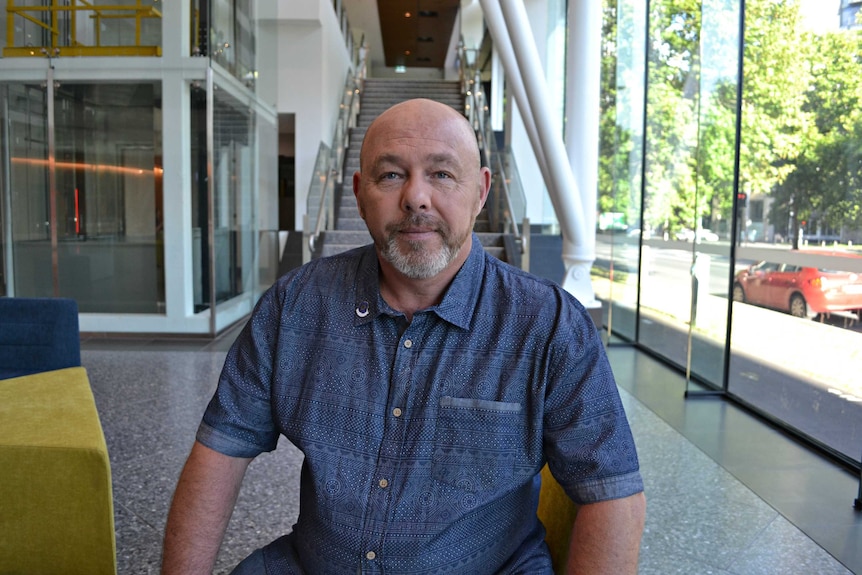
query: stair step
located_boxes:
[323,229,373,245]
[335,217,367,231]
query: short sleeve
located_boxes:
[197,286,283,457]
[542,299,643,504]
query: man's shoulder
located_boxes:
[481,252,568,301]
[275,245,371,289]
[479,252,594,330]
[258,246,374,316]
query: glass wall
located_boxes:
[191,0,257,86]
[1,81,163,313]
[729,0,862,464]
[190,80,257,314]
[598,0,862,468]
[597,0,647,341]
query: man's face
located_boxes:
[353,100,491,280]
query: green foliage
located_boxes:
[599,0,862,242]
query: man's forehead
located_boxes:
[370,149,463,168]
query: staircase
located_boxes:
[317,78,507,262]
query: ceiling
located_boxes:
[342,0,461,70]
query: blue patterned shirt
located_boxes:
[198,235,643,574]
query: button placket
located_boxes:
[360,321,421,572]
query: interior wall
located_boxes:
[276,11,350,230]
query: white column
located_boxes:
[563,0,602,307]
[161,0,189,61]
[490,47,505,132]
[480,0,549,183]
[160,0,196,322]
[496,0,596,306]
[161,74,195,319]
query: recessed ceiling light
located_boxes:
[404,11,412,18]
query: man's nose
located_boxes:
[400,177,430,212]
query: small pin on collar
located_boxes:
[355,301,370,318]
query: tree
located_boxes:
[761,16,862,245]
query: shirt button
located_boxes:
[404,339,413,348]
[366,551,377,560]
[392,408,403,417]
[378,478,389,488]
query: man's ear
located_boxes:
[352,171,365,219]
[476,166,492,214]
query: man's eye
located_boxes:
[382,172,400,180]
[434,172,452,179]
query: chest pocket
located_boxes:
[431,396,532,493]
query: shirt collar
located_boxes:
[351,234,486,329]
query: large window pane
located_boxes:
[193,0,256,85]
[213,86,255,305]
[192,82,256,314]
[53,83,163,313]
[2,83,51,296]
[596,0,647,341]
[637,1,704,366]
[685,0,740,385]
[731,0,862,464]
[2,81,163,313]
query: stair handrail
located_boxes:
[306,36,367,257]
[458,38,529,267]
[305,141,334,256]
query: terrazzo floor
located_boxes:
[80,327,860,574]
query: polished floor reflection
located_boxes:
[81,325,859,574]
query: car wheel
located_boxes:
[789,293,807,318]
[732,283,745,303]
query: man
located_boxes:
[162,98,645,574]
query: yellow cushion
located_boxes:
[537,464,579,574]
[0,367,116,574]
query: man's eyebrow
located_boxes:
[369,153,403,172]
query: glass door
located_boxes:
[1,82,53,297]
[0,79,164,312]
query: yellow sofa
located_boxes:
[537,464,579,574]
[0,367,116,574]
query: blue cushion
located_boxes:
[0,298,81,380]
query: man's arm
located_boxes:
[566,492,646,574]
[162,441,253,574]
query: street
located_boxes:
[591,234,862,464]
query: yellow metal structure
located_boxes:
[4,0,162,58]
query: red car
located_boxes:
[733,261,862,319]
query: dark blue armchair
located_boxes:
[0,297,81,380]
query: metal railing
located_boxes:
[458,41,529,270]
[4,0,162,58]
[304,35,367,261]
[303,141,334,260]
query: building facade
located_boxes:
[0,1,287,335]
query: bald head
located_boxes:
[359,98,481,173]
